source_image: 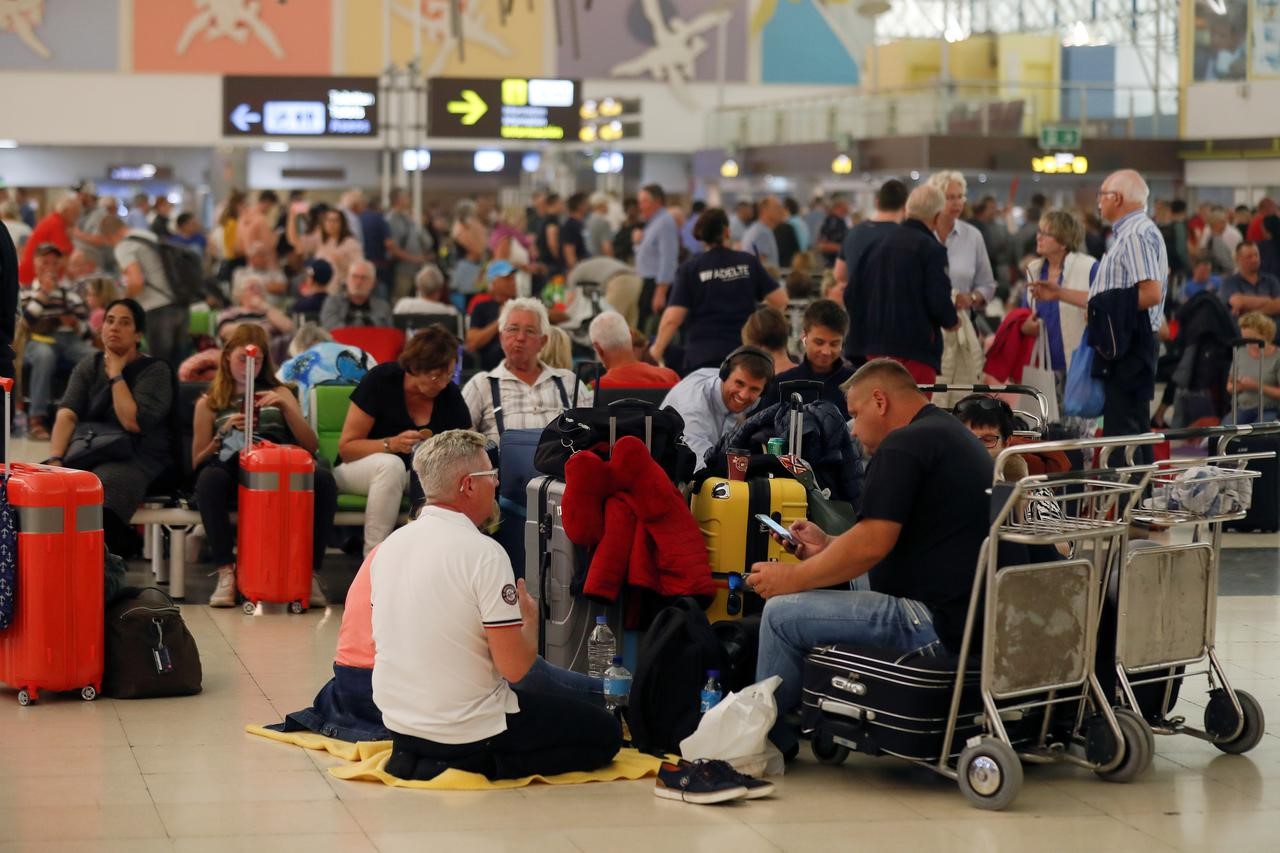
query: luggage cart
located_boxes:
[804,434,1160,810]
[919,382,1051,438]
[1104,423,1278,754]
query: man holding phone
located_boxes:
[746,359,992,758]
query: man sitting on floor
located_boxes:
[372,429,621,780]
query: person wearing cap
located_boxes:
[293,258,333,316]
[18,194,80,286]
[21,242,94,437]
[321,260,392,330]
[465,261,518,371]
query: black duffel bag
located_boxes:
[533,398,696,485]
[104,587,202,699]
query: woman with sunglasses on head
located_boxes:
[334,327,472,556]
[1024,210,1099,373]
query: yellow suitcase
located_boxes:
[691,477,807,621]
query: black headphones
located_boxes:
[718,346,775,382]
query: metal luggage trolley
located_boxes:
[918,382,1052,438]
[1103,423,1277,755]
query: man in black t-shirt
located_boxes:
[535,193,564,279]
[559,192,590,274]
[747,359,993,754]
[835,179,906,361]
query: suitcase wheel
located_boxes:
[811,732,849,766]
[957,738,1022,811]
[289,601,304,615]
[80,686,97,702]
[242,601,258,616]
[16,689,33,706]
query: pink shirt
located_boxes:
[334,548,376,669]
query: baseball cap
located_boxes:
[305,258,334,285]
[485,260,515,281]
[34,242,64,257]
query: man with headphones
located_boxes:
[660,346,774,470]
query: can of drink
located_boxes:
[767,437,786,456]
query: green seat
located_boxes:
[337,493,369,511]
[310,384,410,513]
[189,304,213,337]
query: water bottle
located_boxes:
[587,615,616,678]
[699,669,723,714]
[603,655,632,712]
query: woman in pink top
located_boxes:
[275,549,389,742]
[287,206,364,293]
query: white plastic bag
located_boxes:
[679,676,782,774]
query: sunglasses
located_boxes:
[953,395,1011,417]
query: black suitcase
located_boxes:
[1222,433,1280,532]
[800,645,989,762]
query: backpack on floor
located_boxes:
[627,597,723,755]
[712,616,761,695]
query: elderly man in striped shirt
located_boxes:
[1033,170,1167,456]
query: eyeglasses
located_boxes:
[460,468,499,491]
[502,325,541,338]
[976,433,1002,448]
[1036,230,1058,239]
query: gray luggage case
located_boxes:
[525,475,623,674]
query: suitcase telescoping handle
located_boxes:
[1230,337,1266,426]
[0,376,11,474]
[243,344,259,450]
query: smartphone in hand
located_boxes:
[755,513,795,544]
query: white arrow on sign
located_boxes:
[231,103,262,132]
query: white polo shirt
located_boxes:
[370,505,523,744]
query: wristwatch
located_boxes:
[382,438,391,453]
[108,374,125,385]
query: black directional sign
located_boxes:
[222,76,379,138]
[427,77,581,141]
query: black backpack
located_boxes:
[128,236,205,304]
[712,616,761,695]
[627,597,723,755]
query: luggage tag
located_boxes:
[152,618,174,675]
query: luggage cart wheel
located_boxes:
[1211,690,1266,755]
[16,689,32,706]
[80,686,97,702]
[811,733,849,766]
[957,739,1022,811]
[1096,709,1154,783]
[242,601,257,616]
[289,601,304,614]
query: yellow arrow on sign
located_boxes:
[447,89,488,126]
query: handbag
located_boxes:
[63,422,137,470]
[534,398,695,485]
[776,455,857,535]
[1063,330,1106,419]
[103,587,203,699]
[1022,315,1062,424]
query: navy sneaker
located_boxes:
[697,759,776,799]
[654,760,748,804]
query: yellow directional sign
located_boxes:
[447,89,488,126]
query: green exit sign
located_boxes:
[1039,125,1082,150]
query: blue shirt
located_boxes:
[168,232,207,255]
[1092,209,1168,331]
[660,368,751,470]
[741,221,780,269]
[680,215,703,256]
[789,215,810,251]
[636,208,678,284]
[1219,272,1280,308]
[1032,264,1066,371]
[940,219,997,302]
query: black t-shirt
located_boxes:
[840,220,898,359]
[859,405,994,652]
[536,216,562,273]
[669,246,780,371]
[560,216,589,264]
[818,213,849,265]
[347,362,472,469]
[469,300,505,371]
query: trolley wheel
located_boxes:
[242,601,257,615]
[1212,690,1266,755]
[811,733,849,766]
[957,738,1022,811]
[289,601,304,615]
[80,685,97,702]
[1096,709,1153,783]
[17,689,32,706]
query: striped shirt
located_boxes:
[462,361,593,444]
[21,283,88,338]
[1091,209,1167,331]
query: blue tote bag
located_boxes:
[1063,330,1106,419]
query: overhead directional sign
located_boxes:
[222,76,379,139]
[428,77,581,141]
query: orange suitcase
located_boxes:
[0,378,105,705]
[236,346,314,614]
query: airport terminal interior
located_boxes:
[3,0,1280,850]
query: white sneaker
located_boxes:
[208,566,236,607]
[309,576,328,608]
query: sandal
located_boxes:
[26,420,50,441]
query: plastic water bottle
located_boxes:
[700,670,723,714]
[603,655,632,712]
[587,616,616,678]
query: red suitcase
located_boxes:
[0,378,105,705]
[236,345,315,614]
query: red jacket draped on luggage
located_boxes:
[560,436,714,602]
[983,307,1036,383]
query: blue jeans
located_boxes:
[514,656,604,707]
[24,331,96,417]
[756,588,942,753]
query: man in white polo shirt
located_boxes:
[372,429,621,780]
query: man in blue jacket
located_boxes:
[857,185,959,385]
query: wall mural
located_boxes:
[0,0,118,70]
[754,0,863,85]
[133,0,331,73]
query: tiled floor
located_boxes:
[3,440,1280,850]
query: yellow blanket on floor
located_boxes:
[246,724,664,791]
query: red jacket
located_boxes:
[561,436,714,603]
[983,307,1036,383]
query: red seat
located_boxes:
[331,327,406,364]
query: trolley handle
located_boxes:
[0,376,11,476]
[243,344,259,450]
[993,432,1163,481]
[1161,421,1280,443]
